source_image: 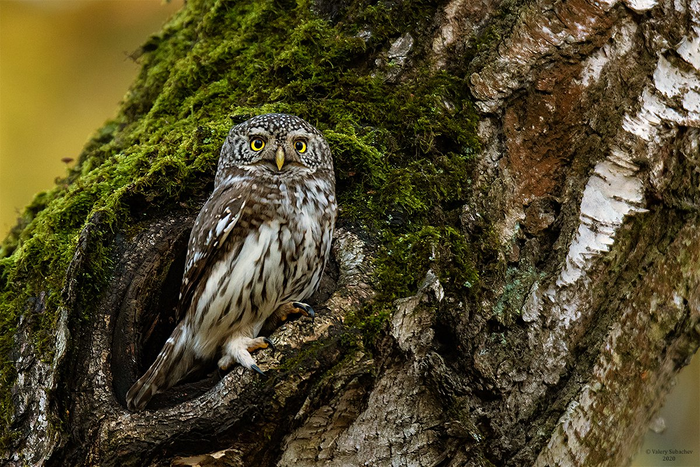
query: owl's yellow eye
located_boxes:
[250,138,265,151]
[294,140,307,153]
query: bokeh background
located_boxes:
[0,1,697,464]
[0,0,181,234]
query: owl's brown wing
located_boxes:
[177,183,248,320]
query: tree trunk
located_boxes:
[2,0,698,465]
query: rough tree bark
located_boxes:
[1,0,698,465]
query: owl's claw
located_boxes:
[263,337,276,353]
[251,364,267,377]
[292,302,315,322]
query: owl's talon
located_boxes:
[251,364,267,377]
[263,337,276,353]
[292,302,315,321]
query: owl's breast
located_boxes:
[276,180,334,300]
[187,174,335,357]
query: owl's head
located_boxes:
[216,113,333,184]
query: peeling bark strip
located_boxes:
[2,0,700,465]
[469,0,700,462]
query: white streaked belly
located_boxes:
[188,208,324,359]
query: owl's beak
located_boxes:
[275,146,285,171]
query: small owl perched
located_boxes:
[126,114,336,411]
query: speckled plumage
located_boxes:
[126,114,336,411]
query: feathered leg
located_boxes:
[217,335,274,375]
[126,322,195,411]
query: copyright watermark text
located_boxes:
[644,448,695,462]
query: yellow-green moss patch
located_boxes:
[0,0,483,446]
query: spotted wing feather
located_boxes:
[177,183,248,320]
[126,181,248,411]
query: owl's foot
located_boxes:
[248,338,274,377]
[260,301,316,336]
[218,336,274,375]
[273,301,316,322]
[247,336,275,353]
[292,302,315,321]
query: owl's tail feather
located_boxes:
[126,322,195,411]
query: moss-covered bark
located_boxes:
[1,0,483,460]
[2,0,699,464]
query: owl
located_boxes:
[126,114,337,411]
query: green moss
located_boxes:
[0,0,483,446]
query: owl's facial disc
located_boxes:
[215,113,332,188]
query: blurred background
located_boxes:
[0,1,697,464]
[0,0,181,235]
